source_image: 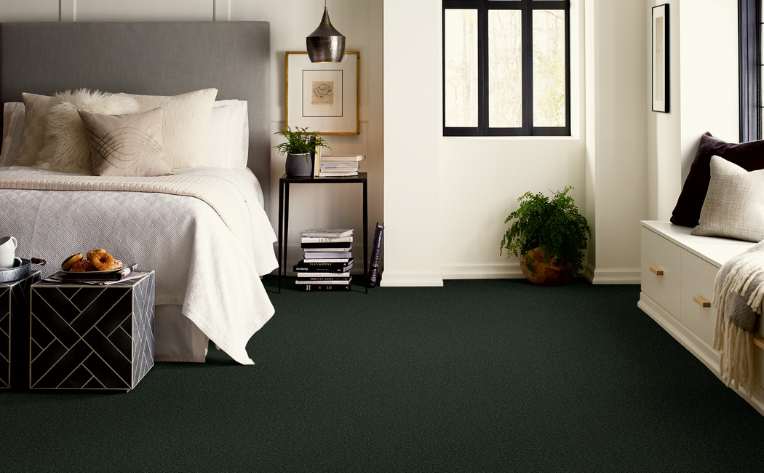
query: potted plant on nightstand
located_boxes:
[501,187,590,285]
[275,127,328,177]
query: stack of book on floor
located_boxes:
[317,154,364,177]
[295,229,354,291]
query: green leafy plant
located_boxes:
[274,127,328,155]
[501,187,590,275]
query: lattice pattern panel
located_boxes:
[30,273,155,392]
[0,272,40,390]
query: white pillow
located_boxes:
[37,89,139,174]
[19,93,53,166]
[207,100,249,169]
[121,89,218,169]
[1,102,25,167]
[692,156,764,242]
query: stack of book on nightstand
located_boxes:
[294,229,354,291]
[317,155,364,177]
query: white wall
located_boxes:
[646,0,681,221]
[0,0,384,272]
[585,0,648,284]
[439,0,587,280]
[384,0,587,285]
[382,0,443,287]
[645,0,738,221]
[384,0,650,286]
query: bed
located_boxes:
[0,22,276,365]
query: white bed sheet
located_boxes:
[0,166,278,365]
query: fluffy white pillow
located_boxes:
[1,102,25,167]
[207,100,249,169]
[37,89,139,173]
[121,89,218,169]
[18,93,53,166]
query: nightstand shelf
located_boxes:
[277,173,368,292]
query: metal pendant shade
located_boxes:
[306,4,346,63]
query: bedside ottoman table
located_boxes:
[30,271,155,392]
[0,271,41,390]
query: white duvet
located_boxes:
[0,166,278,365]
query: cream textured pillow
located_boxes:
[692,156,764,242]
[36,89,139,173]
[18,93,53,166]
[1,102,25,167]
[79,108,171,177]
[121,89,218,169]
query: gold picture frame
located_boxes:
[285,50,360,136]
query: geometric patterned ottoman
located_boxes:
[29,271,155,392]
[0,271,41,390]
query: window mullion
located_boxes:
[478,1,489,134]
[522,1,533,133]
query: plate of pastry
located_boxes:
[61,249,124,274]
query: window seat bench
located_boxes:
[639,220,764,414]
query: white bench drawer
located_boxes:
[680,252,718,349]
[642,228,681,316]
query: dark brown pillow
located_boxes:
[671,133,764,227]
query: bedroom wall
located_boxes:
[645,0,739,221]
[584,0,648,284]
[438,0,587,280]
[383,0,649,286]
[0,0,384,271]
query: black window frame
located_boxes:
[740,0,762,142]
[442,0,572,137]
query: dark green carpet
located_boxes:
[2,281,763,472]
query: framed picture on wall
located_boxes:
[652,4,670,113]
[285,51,360,135]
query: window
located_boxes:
[443,0,571,136]
[740,0,762,142]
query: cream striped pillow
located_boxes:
[79,108,171,177]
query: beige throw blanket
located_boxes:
[714,241,764,392]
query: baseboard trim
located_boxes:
[442,263,524,280]
[591,267,641,285]
[381,272,444,287]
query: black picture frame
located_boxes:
[652,4,670,113]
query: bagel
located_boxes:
[62,253,85,271]
[87,248,121,271]
[69,259,93,272]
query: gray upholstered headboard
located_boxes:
[0,21,271,201]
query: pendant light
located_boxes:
[306,0,346,63]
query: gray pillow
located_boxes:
[692,156,764,242]
[79,108,171,177]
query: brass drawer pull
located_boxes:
[649,265,665,277]
[693,296,712,309]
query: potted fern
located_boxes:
[501,187,590,285]
[275,127,328,177]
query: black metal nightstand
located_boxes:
[277,172,368,292]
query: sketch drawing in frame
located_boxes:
[285,51,360,135]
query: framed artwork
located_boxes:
[652,4,670,113]
[285,51,360,135]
